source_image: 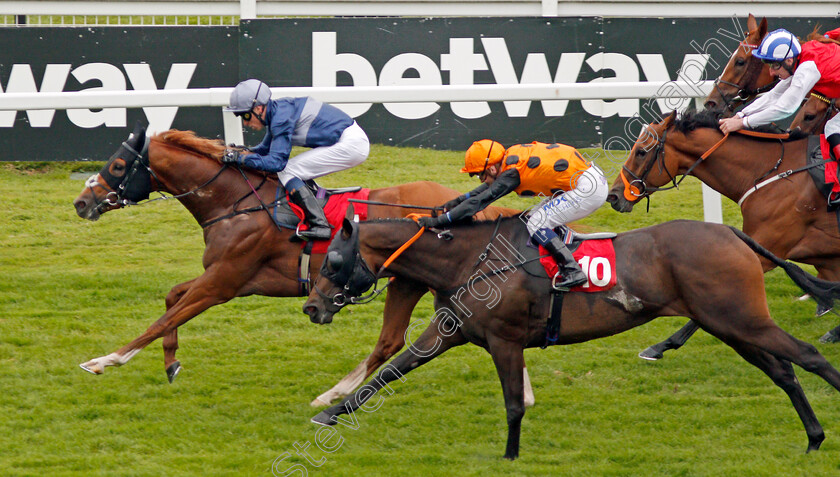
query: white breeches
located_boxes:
[525,165,609,235]
[279,122,370,185]
[826,113,840,137]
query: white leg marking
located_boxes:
[523,366,535,408]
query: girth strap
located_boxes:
[298,240,314,296]
[542,290,564,349]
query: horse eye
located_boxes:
[804,114,816,121]
[735,58,746,67]
[636,149,647,157]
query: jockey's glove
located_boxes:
[418,214,449,230]
[222,148,243,165]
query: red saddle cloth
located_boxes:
[820,135,840,194]
[289,188,372,253]
[538,238,617,292]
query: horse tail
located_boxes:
[728,226,840,311]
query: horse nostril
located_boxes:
[73,198,87,213]
[704,101,717,111]
[605,193,618,204]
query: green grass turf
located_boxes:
[1,146,840,476]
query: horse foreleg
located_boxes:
[161,279,196,383]
[487,336,526,460]
[311,319,467,427]
[638,320,700,361]
[728,341,825,452]
[311,278,425,407]
[80,270,238,376]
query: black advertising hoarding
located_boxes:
[239,17,603,150]
[0,27,238,161]
[0,17,833,161]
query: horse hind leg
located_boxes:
[161,279,195,383]
[487,336,527,460]
[638,320,700,361]
[728,341,825,452]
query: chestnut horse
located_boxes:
[636,28,840,360]
[703,14,774,115]
[793,91,839,135]
[607,110,840,354]
[71,123,522,406]
[304,216,840,459]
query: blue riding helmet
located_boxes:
[753,29,801,62]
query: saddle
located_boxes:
[517,224,617,278]
[272,180,364,230]
[804,135,840,211]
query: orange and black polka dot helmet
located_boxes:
[462,139,505,174]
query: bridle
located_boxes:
[808,92,840,130]
[313,221,425,310]
[619,126,681,201]
[88,130,231,216]
[711,38,779,113]
[87,135,155,216]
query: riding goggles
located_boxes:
[234,110,253,121]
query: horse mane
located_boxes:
[672,109,785,135]
[807,26,840,46]
[153,129,227,161]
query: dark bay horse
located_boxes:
[303,216,840,459]
[607,111,840,356]
[71,123,520,406]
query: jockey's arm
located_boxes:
[441,183,490,211]
[740,62,821,128]
[437,169,520,225]
[240,121,294,172]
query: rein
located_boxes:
[621,127,793,205]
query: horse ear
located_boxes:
[662,110,677,128]
[130,120,147,145]
[345,203,356,223]
[747,14,757,32]
[758,18,767,38]
[341,217,354,240]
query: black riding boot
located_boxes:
[828,134,840,209]
[543,235,587,289]
[290,187,332,241]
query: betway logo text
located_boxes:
[313,32,710,120]
[0,63,196,131]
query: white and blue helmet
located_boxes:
[753,29,801,62]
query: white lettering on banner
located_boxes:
[379,53,441,119]
[66,63,127,128]
[124,63,198,133]
[440,38,490,119]
[312,31,375,117]
[311,32,709,121]
[0,63,196,130]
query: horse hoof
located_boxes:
[816,303,833,317]
[310,397,332,407]
[311,411,336,427]
[819,331,840,344]
[166,361,181,383]
[79,361,103,375]
[638,346,663,361]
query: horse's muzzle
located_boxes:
[73,196,101,221]
[606,192,634,213]
[303,303,334,325]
